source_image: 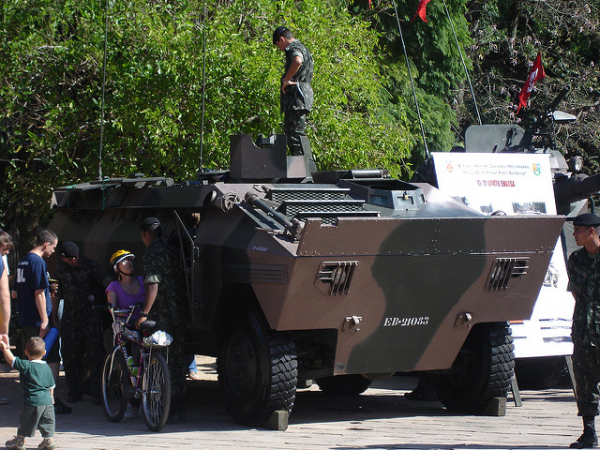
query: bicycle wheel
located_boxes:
[101,351,129,422]
[142,351,171,432]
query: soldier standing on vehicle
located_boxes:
[568,213,600,448]
[273,26,313,156]
[136,217,186,421]
[53,241,112,406]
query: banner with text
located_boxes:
[433,152,573,358]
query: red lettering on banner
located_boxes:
[477,180,516,187]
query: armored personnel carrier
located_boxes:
[49,134,564,427]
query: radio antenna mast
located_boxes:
[392,1,430,158]
[98,0,109,179]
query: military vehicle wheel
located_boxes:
[433,322,514,413]
[218,307,298,426]
[514,356,568,390]
[316,375,372,396]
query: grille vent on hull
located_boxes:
[269,187,349,202]
[315,261,359,296]
[268,187,379,224]
[486,257,530,291]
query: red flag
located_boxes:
[517,52,545,113]
[412,0,432,23]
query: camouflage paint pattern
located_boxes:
[49,175,564,379]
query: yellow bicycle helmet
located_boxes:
[110,249,135,270]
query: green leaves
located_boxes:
[464,0,600,170]
[0,0,477,232]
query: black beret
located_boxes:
[571,213,600,228]
[139,217,161,231]
[60,241,79,258]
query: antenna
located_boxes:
[98,0,109,180]
[392,1,430,158]
[198,0,207,177]
[441,0,482,126]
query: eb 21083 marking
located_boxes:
[383,316,430,327]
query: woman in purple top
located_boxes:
[105,249,145,420]
[105,250,145,320]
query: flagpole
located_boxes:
[199,0,207,176]
[441,0,482,126]
[392,1,430,159]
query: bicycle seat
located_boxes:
[138,320,157,330]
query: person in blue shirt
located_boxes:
[12,229,71,415]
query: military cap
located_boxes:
[139,216,161,231]
[571,213,600,228]
[60,241,79,258]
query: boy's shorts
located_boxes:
[20,327,60,364]
[17,404,55,438]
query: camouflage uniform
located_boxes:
[142,238,186,397]
[280,40,313,156]
[568,248,600,417]
[54,257,113,401]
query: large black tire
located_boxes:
[433,322,514,413]
[142,351,171,432]
[218,307,298,427]
[514,356,568,390]
[101,351,129,422]
[316,375,372,396]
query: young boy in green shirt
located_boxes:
[1,336,56,450]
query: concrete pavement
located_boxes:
[0,357,583,450]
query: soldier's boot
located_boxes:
[571,416,598,448]
[167,395,187,423]
[288,142,304,156]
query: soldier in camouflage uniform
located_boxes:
[53,241,113,405]
[567,213,600,448]
[273,26,313,156]
[136,217,186,420]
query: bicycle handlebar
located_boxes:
[107,303,142,325]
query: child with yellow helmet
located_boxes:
[105,250,145,419]
[106,250,144,320]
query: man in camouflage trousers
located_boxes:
[568,213,600,448]
[273,26,313,156]
[136,217,187,420]
[53,241,113,405]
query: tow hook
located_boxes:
[454,312,473,328]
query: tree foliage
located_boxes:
[0,0,415,237]
[2,0,600,243]
[464,1,600,170]
[357,0,474,159]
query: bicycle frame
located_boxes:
[108,306,170,396]
[102,304,173,432]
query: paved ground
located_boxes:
[0,356,583,450]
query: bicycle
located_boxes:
[101,304,172,432]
